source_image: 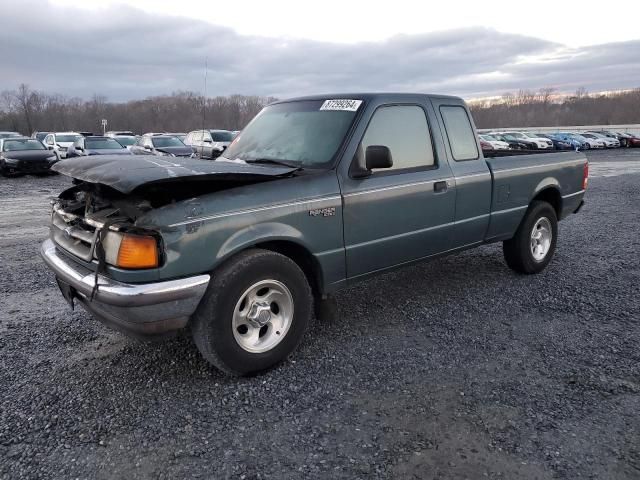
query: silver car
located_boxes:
[184,129,235,159]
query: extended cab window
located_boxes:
[361,105,434,172]
[440,106,479,161]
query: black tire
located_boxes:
[191,248,313,376]
[503,201,558,274]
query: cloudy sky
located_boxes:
[2,0,640,101]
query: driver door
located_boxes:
[340,104,456,278]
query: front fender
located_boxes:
[216,222,310,261]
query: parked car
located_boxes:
[624,134,640,147]
[590,130,633,147]
[583,132,620,148]
[479,138,494,151]
[42,93,588,376]
[534,133,574,150]
[130,134,194,157]
[492,133,537,150]
[42,132,82,158]
[567,133,604,149]
[479,134,510,150]
[112,135,137,150]
[184,129,235,158]
[493,131,553,149]
[31,131,49,142]
[66,136,132,157]
[105,130,135,137]
[140,132,188,142]
[164,132,187,142]
[579,132,611,148]
[0,131,22,139]
[0,137,58,176]
[555,133,593,150]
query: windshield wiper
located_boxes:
[244,158,303,169]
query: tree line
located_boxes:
[470,88,640,129]
[0,84,275,135]
[1,84,639,135]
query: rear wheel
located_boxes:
[191,249,313,376]
[503,201,558,274]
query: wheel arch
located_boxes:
[531,183,562,218]
[215,223,326,297]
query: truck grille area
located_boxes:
[51,203,123,262]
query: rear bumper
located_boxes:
[40,239,210,338]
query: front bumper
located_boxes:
[3,160,53,174]
[40,239,210,338]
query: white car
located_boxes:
[575,133,606,149]
[494,131,553,149]
[479,134,510,150]
[583,132,619,148]
[43,132,83,159]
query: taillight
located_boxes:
[582,162,589,190]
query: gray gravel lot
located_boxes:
[1,150,639,479]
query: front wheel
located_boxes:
[191,249,313,376]
[503,201,558,274]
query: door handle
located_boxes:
[433,181,448,193]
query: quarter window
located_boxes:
[360,105,435,172]
[440,106,479,161]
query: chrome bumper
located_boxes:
[40,239,210,337]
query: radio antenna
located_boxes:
[202,57,208,132]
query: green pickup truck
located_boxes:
[41,93,588,375]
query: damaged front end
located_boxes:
[42,181,211,338]
[42,155,299,337]
[51,182,161,270]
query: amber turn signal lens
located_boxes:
[116,234,159,269]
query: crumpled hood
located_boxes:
[51,155,297,194]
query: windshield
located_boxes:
[114,136,136,146]
[86,138,124,149]
[56,135,81,143]
[3,139,46,151]
[221,100,359,168]
[152,137,185,148]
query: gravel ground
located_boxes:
[1,150,639,479]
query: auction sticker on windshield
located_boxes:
[320,99,362,111]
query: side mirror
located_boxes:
[203,138,212,143]
[350,144,393,178]
[47,145,54,150]
[76,146,84,152]
[365,145,393,170]
[144,145,152,150]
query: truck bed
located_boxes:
[483,150,587,241]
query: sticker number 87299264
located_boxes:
[320,99,363,112]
